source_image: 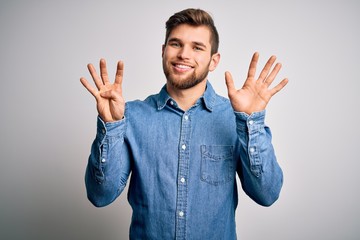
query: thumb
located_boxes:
[225,71,236,95]
[100,90,120,100]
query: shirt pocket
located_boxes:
[200,145,234,186]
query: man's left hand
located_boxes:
[225,52,289,115]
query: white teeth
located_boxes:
[176,64,191,69]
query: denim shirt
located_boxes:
[85,81,283,240]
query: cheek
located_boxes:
[162,54,171,67]
[164,48,178,58]
[197,57,212,69]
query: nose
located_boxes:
[177,45,191,60]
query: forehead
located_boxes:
[168,24,211,46]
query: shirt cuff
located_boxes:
[234,110,266,133]
[97,116,126,138]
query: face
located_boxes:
[162,24,220,90]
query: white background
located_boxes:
[0,0,359,239]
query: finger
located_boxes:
[100,58,110,84]
[247,52,259,79]
[258,55,276,82]
[114,61,124,85]
[100,89,121,100]
[264,63,282,87]
[269,78,289,96]
[225,71,236,95]
[87,63,103,90]
[80,77,98,97]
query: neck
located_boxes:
[166,80,207,111]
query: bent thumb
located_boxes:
[100,90,119,100]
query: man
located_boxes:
[80,8,288,240]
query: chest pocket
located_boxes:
[200,145,234,186]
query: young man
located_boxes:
[80,8,288,240]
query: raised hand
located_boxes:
[225,52,288,115]
[80,59,125,122]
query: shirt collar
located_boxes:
[157,81,216,112]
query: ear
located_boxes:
[209,53,220,72]
[162,44,165,57]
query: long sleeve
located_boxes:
[235,110,283,206]
[85,116,131,207]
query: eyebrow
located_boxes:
[168,38,207,49]
[193,41,207,49]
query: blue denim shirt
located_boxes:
[85,81,283,240]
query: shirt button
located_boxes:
[102,129,106,134]
[179,211,184,217]
[170,101,174,105]
[249,120,254,125]
[184,115,189,120]
[180,177,185,183]
[250,147,255,153]
[101,158,106,163]
[182,144,186,150]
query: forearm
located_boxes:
[85,116,131,207]
[236,110,283,206]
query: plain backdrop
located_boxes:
[1,0,359,239]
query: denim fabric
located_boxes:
[85,81,283,240]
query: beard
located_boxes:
[163,59,210,90]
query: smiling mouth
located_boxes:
[172,63,194,72]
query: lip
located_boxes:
[172,62,194,73]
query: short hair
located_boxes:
[164,8,219,55]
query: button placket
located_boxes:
[175,112,191,239]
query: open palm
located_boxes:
[80,59,125,122]
[225,52,288,115]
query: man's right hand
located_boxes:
[80,59,125,122]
